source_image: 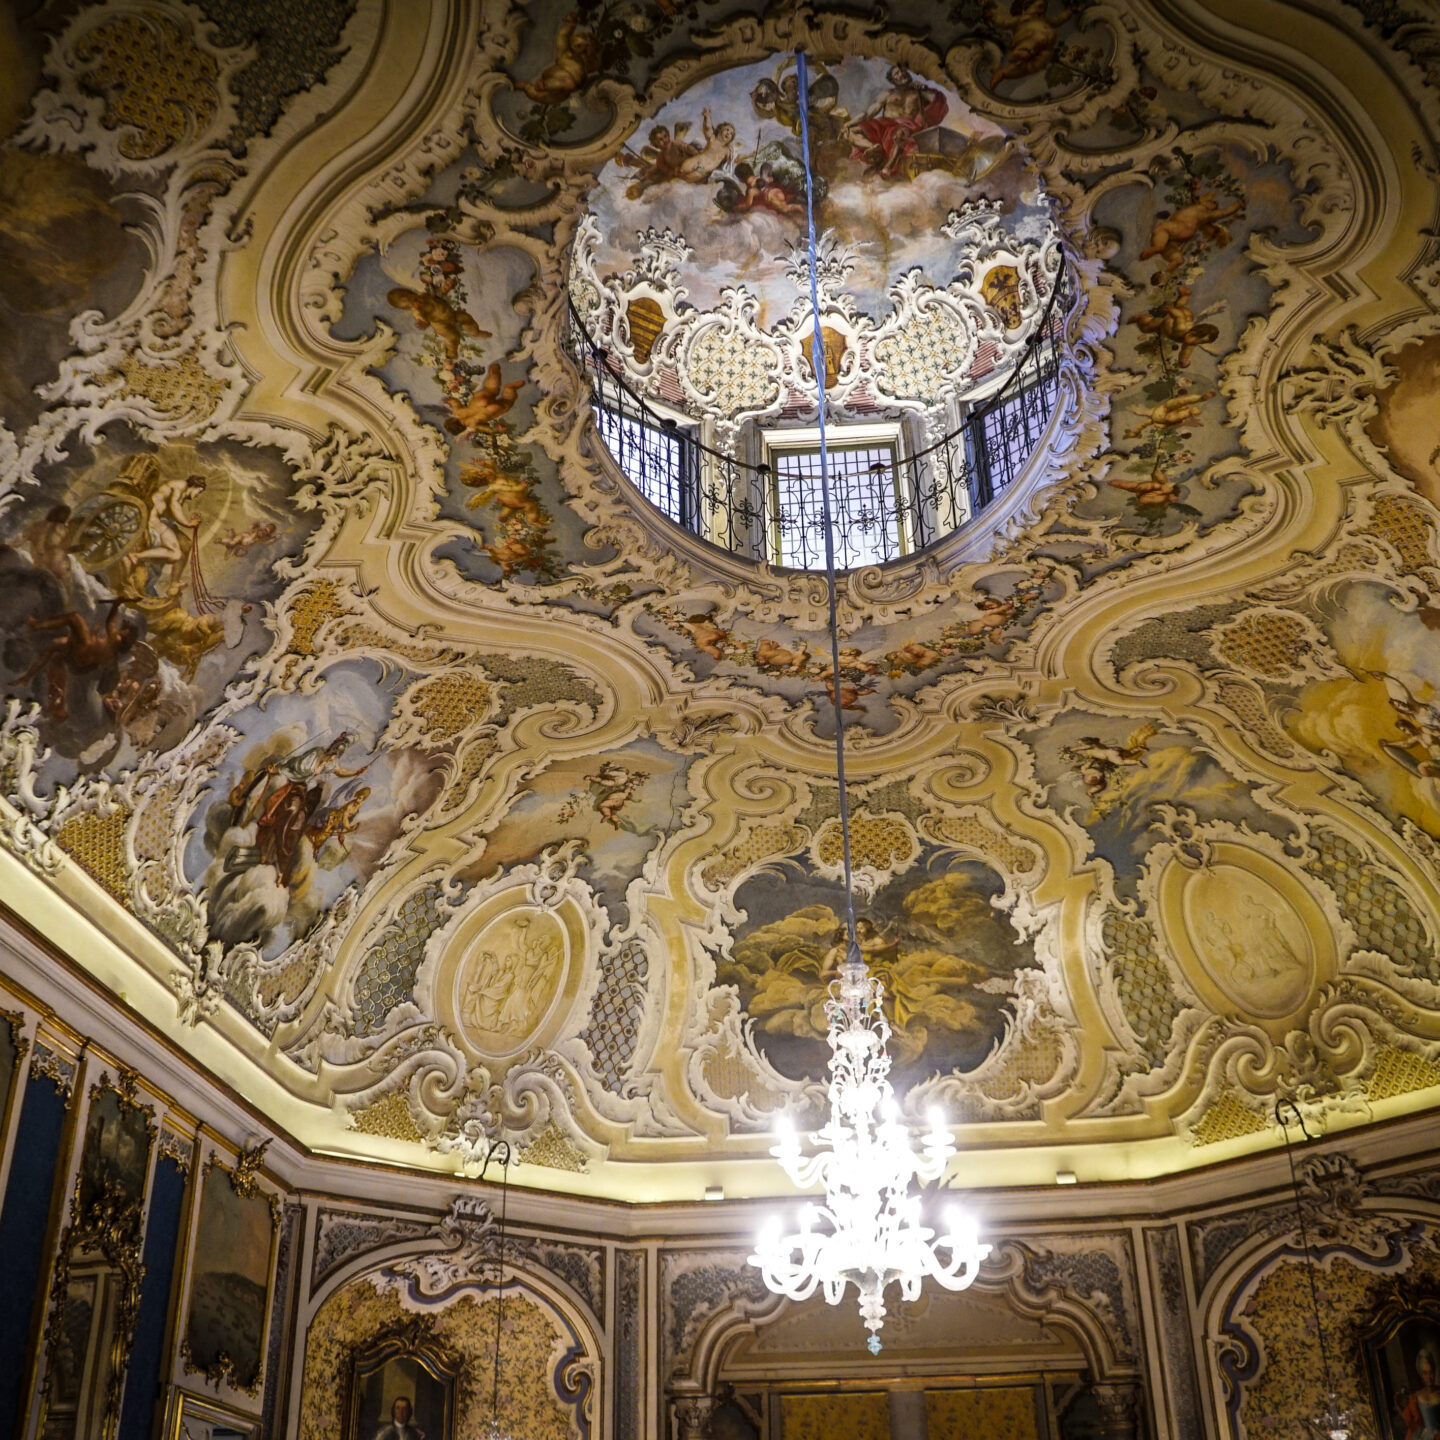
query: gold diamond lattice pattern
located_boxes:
[1216,682,1296,758]
[979,1029,1061,1104]
[928,811,1038,874]
[1104,908,1180,1067]
[686,326,779,413]
[518,1122,589,1172]
[350,1091,425,1143]
[578,938,649,1092]
[77,13,220,159]
[816,813,915,870]
[287,579,349,655]
[875,307,969,403]
[116,348,226,422]
[1367,494,1435,571]
[56,806,132,904]
[1365,1045,1440,1101]
[1216,612,1309,678]
[1191,1091,1267,1147]
[351,883,450,1036]
[703,1043,785,1111]
[1304,831,1440,982]
[700,823,806,890]
[410,669,491,742]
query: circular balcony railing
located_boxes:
[568,265,1074,573]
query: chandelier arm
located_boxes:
[796,49,860,967]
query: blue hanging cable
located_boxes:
[795,51,860,965]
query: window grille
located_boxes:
[766,442,905,571]
[567,262,1072,571]
[593,403,694,528]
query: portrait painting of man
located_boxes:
[350,1349,452,1440]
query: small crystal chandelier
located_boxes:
[747,52,991,1355]
[479,1138,515,1440]
[1275,1100,1358,1440]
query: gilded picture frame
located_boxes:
[347,1331,459,1440]
[0,1006,28,1192]
[163,1388,263,1439]
[179,1144,281,1397]
[1361,1291,1440,1440]
[36,1074,155,1440]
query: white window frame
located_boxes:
[758,420,911,568]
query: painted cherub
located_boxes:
[460,457,547,529]
[888,639,941,674]
[307,786,371,857]
[1139,191,1244,274]
[1130,285,1220,366]
[583,761,646,829]
[444,362,525,437]
[753,636,811,673]
[680,612,733,661]
[961,594,1020,643]
[1123,389,1216,437]
[387,287,490,359]
[618,124,699,198]
[675,110,737,182]
[514,12,600,105]
[1062,723,1157,800]
[217,521,278,557]
[1108,465,1184,508]
[823,676,876,710]
[985,0,1077,85]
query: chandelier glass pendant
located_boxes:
[1275,1100,1358,1440]
[747,52,991,1356]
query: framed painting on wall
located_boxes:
[39,1078,155,1440]
[164,1389,262,1439]
[348,1333,458,1440]
[1361,1293,1440,1440]
[180,1147,279,1396]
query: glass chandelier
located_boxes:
[747,52,991,1355]
[1275,1100,1358,1440]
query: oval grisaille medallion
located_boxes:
[1157,844,1334,1031]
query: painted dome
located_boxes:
[571,55,1063,428]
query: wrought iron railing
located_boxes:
[568,265,1073,572]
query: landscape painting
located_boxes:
[184,1161,275,1393]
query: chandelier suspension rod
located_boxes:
[1276,1100,1338,1400]
[796,48,859,960]
[480,1138,513,1430]
[748,54,993,1352]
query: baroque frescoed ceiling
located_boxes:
[1,0,1439,1203]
